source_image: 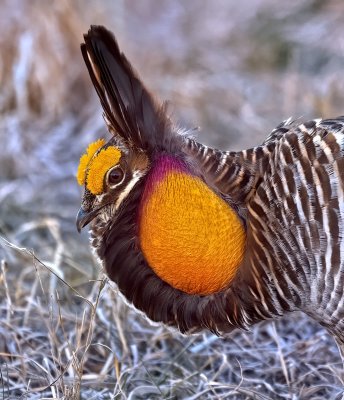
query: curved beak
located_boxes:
[76,207,98,233]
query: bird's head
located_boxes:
[76,26,247,331]
[76,137,149,232]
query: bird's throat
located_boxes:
[139,156,245,295]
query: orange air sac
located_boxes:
[139,156,246,295]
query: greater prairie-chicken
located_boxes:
[76,25,344,357]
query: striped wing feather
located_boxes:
[186,117,344,342]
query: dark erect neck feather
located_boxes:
[96,179,278,334]
[81,25,183,154]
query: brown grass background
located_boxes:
[1,0,344,398]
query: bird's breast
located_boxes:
[139,155,246,295]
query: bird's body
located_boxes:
[77,26,344,355]
[186,119,344,344]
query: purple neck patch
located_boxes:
[150,155,187,180]
[140,155,189,208]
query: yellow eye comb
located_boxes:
[76,139,122,195]
[86,147,122,194]
[76,139,105,186]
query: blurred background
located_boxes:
[1,0,344,398]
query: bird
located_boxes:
[76,25,344,359]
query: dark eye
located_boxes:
[108,167,124,185]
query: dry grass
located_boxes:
[1,1,344,399]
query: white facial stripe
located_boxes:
[114,170,144,210]
[96,193,107,202]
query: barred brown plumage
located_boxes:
[76,25,344,361]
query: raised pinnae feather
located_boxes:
[81,25,174,152]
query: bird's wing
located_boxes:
[246,117,344,330]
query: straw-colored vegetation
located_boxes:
[1,1,344,398]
